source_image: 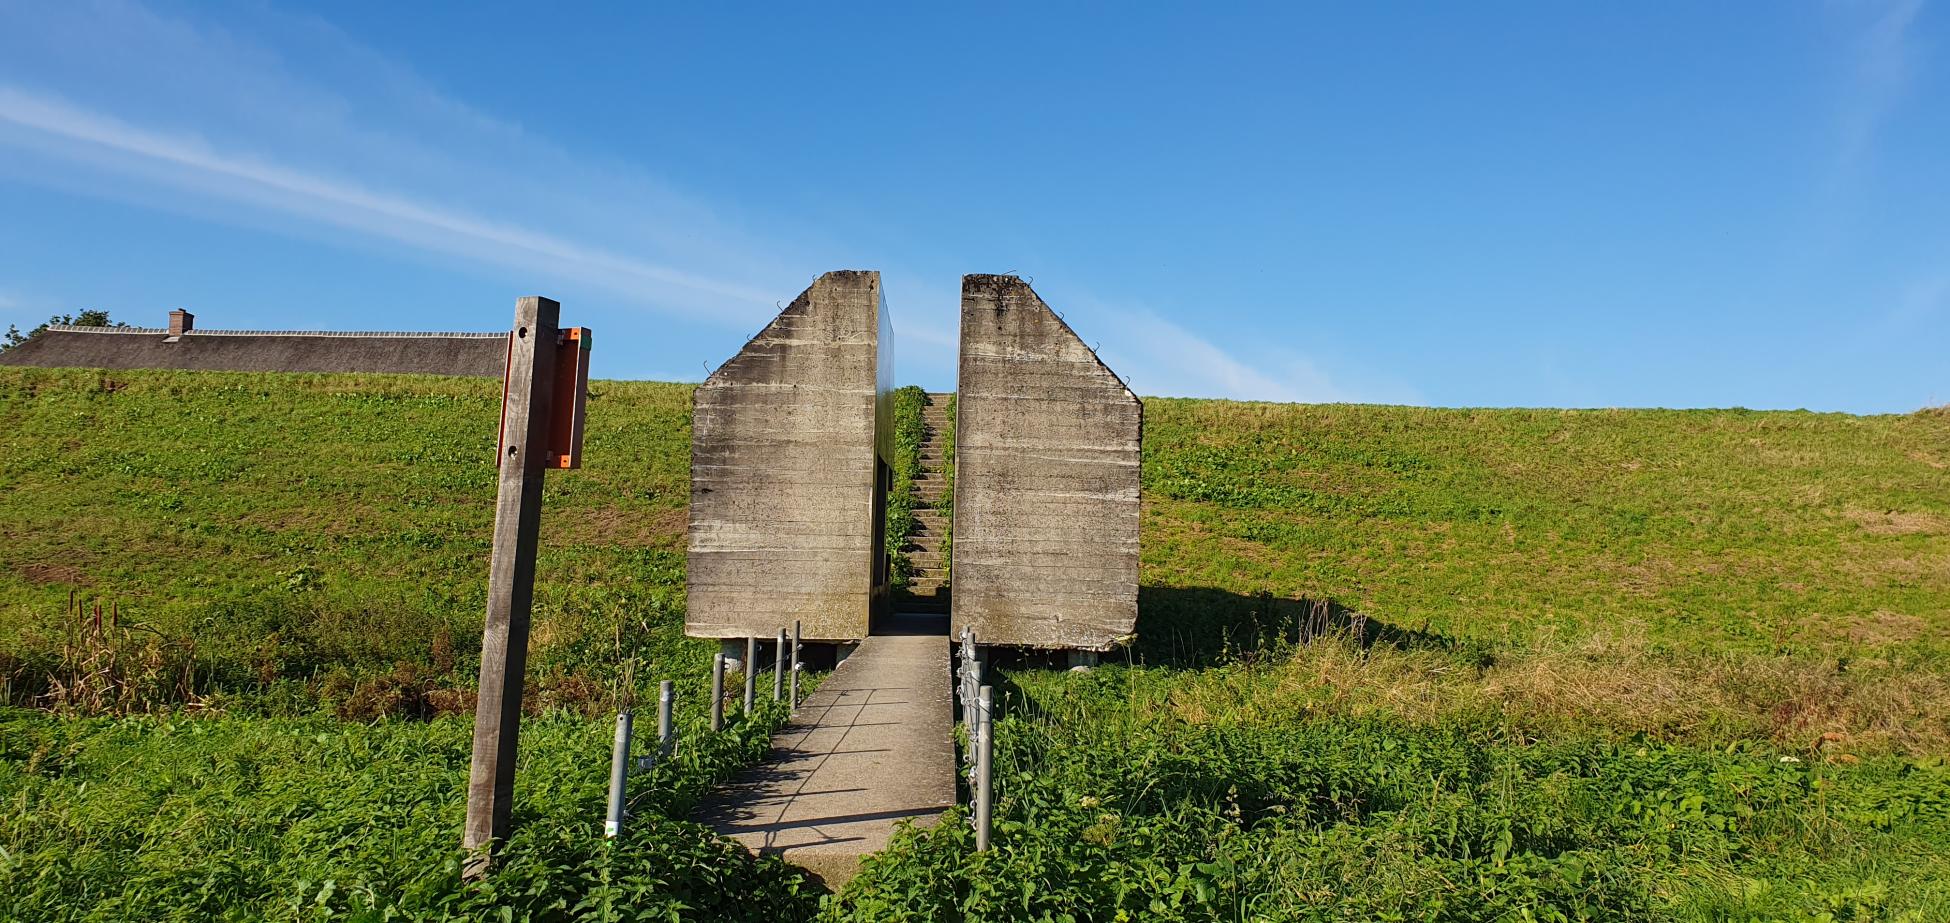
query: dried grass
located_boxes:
[1164,629,1950,758]
[35,591,206,715]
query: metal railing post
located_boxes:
[789,620,801,708]
[966,660,983,751]
[743,636,757,713]
[604,709,633,838]
[773,629,786,700]
[975,685,994,851]
[657,680,674,754]
[710,653,725,731]
[960,629,979,735]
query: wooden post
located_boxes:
[463,297,560,877]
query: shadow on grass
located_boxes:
[1132,585,1481,668]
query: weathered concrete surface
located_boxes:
[687,270,894,643]
[952,275,1141,650]
[698,615,956,889]
[0,323,507,376]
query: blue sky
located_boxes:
[1,1,1943,412]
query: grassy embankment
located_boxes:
[0,368,818,920]
[834,399,1950,922]
[3,368,1949,920]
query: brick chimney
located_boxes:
[168,309,194,337]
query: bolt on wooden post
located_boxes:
[462,297,591,878]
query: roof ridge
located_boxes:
[44,325,505,339]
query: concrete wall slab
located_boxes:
[687,270,892,643]
[951,275,1140,650]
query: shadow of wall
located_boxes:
[1132,586,1475,668]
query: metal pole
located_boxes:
[789,620,801,708]
[463,296,561,878]
[959,630,972,733]
[964,659,983,744]
[604,709,633,838]
[709,653,725,731]
[976,685,994,851]
[657,681,674,752]
[773,629,786,699]
[743,636,757,713]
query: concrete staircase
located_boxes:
[897,393,953,614]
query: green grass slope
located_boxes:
[5,369,1944,700]
[1140,399,1950,659]
[0,368,698,710]
[3,367,1948,921]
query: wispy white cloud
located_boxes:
[1883,273,1950,331]
[0,86,782,316]
[1113,310,1318,402]
[1070,302,1365,404]
[0,0,809,329]
[1833,0,1925,177]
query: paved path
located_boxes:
[698,616,956,888]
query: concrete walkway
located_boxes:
[697,615,956,888]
